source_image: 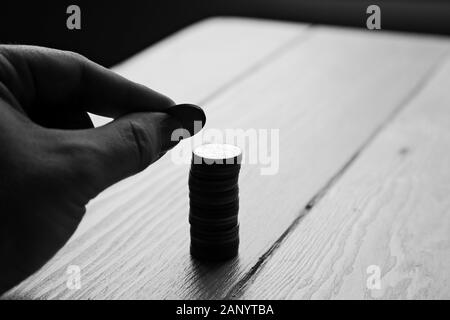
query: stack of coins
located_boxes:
[189,143,242,261]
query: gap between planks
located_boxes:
[90,19,310,128]
[197,27,313,106]
[224,48,450,300]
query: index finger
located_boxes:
[0,45,174,118]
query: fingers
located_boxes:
[0,45,174,119]
[60,112,185,194]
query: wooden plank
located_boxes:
[90,17,308,127]
[3,24,449,299]
[239,56,450,300]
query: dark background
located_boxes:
[1,1,450,67]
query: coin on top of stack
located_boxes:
[189,143,242,261]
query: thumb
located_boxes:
[65,111,187,194]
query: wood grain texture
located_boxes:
[239,56,450,300]
[90,17,308,127]
[3,20,450,299]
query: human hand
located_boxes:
[0,45,195,294]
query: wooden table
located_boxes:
[4,18,450,300]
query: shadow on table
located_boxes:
[187,256,242,299]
